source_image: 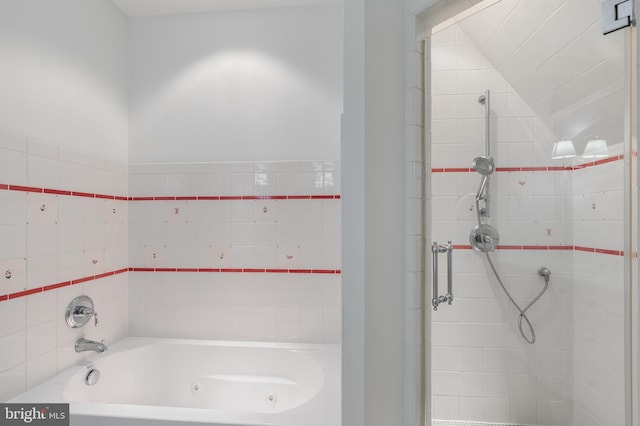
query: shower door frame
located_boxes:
[628,14,639,426]
[407,1,639,425]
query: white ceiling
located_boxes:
[111,0,340,16]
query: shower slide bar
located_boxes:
[431,241,453,310]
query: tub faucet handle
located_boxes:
[77,306,99,327]
[65,295,100,329]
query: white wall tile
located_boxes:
[25,291,56,328]
[26,194,57,225]
[24,350,56,389]
[0,330,26,371]
[25,320,56,360]
[26,254,58,289]
[0,149,27,185]
[0,258,26,295]
[28,155,58,189]
[0,363,25,401]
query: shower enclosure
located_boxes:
[424,0,635,425]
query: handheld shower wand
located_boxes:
[468,90,551,344]
[472,155,494,221]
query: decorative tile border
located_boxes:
[432,421,526,426]
[128,194,341,201]
[0,268,129,302]
[128,267,341,274]
[432,155,624,174]
[2,242,622,304]
[0,154,623,305]
[454,244,623,256]
[0,183,341,202]
[0,267,342,302]
[0,183,128,200]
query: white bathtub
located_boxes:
[10,337,341,426]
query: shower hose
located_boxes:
[475,198,550,344]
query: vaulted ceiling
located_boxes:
[456,0,626,152]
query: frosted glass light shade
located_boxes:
[583,139,609,159]
[551,140,576,159]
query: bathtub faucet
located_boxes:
[75,337,108,353]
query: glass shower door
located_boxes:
[425,0,633,424]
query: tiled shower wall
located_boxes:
[429,24,573,425]
[127,161,342,343]
[429,21,626,426]
[0,131,129,401]
[572,159,625,426]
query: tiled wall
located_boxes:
[572,159,625,426]
[0,134,343,402]
[127,161,342,343]
[0,131,129,401]
[429,18,628,426]
[428,23,572,426]
[0,1,343,403]
[124,7,343,345]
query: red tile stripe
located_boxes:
[0,183,341,202]
[128,267,341,274]
[128,194,341,201]
[0,184,126,199]
[432,155,624,174]
[454,244,623,256]
[0,268,129,303]
[574,246,625,256]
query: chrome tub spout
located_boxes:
[75,337,108,353]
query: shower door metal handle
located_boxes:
[431,241,453,311]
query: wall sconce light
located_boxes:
[582,139,609,159]
[551,140,576,159]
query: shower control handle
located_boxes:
[431,241,454,311]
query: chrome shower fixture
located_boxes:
[538,266,551,281]
[478,90,491,157]
[469,224,499,252]
[472,155,494,220]
[472,155,494,175]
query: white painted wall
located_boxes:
[127,6,343,163]
[0,0,128,162]
[342,0,406,424]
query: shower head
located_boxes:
[472,156,495,176]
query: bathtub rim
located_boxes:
[9,336,341,425]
